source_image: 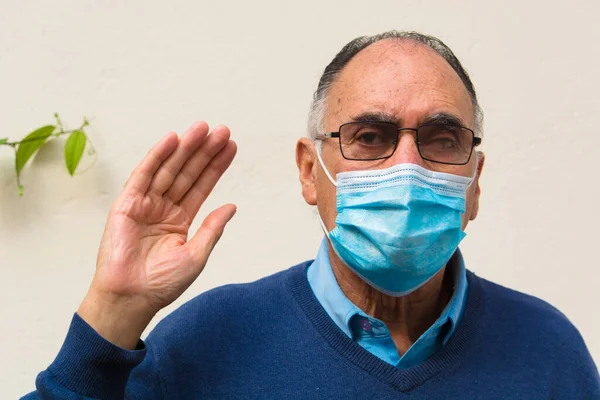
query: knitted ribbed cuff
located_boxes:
[47,313,147,400]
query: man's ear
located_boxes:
[469,152,485,221]
[296,138,318,206]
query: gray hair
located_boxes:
[308,31,484,141]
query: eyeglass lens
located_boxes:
[338,122,474,164]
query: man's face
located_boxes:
[298,39,484,233]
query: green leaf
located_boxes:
[64,130,87,176]
[0,138,8,144]
[15,125,55,175]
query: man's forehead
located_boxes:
[325,39,474,128]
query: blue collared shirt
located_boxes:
[307,238,468,368]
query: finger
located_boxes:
[147,121,210,196]
[179,140,237,222]
[123,132,179,195]
[164,125,230,204]
[186,203,237,268]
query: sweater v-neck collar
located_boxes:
[287,262,486,392]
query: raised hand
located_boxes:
[78,122,237,349]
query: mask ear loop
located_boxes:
[314,140,337,237]
[318,213,330,238]
[466,157,481,189]
[315,141,337,187]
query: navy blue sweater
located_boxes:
[24,262,599,399]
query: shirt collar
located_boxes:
[306,239,366,338]
[436,249,468,344]
[307,237,468,343]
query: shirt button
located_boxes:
[360,318,372,332]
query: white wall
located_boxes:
[1,0,598,397]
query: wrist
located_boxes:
[78,288,156,350]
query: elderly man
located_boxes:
[24,31,598,399]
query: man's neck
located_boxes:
[327,242,452,355]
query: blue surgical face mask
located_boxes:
[316,146,475,297]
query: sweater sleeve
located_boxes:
[549,322,600,399]
[21,313,163,400]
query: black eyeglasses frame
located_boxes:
[320,121,482,166]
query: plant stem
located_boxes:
[2,118,89,147]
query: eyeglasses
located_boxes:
[317,121,482,165]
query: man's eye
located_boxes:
[355,131,385,145]
[423,126,461,150]
[431,137,458,149]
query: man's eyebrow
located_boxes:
[421,113,467,127]
[346,112,468,128]
[348,112,400,125]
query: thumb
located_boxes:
[186,203,237,269]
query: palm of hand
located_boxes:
[92,122,237,314]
